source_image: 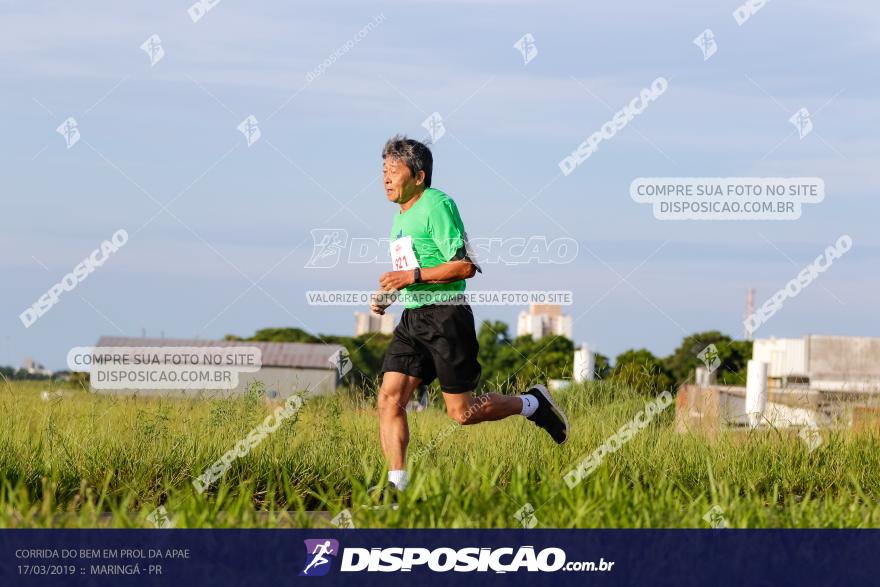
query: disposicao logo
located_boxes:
[300,539,339,577]
[298,543,608,574]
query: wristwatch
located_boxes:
[413,267,422,284]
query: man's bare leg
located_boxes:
[442,386,570,444]
[442,391,522,425]
[377,371,422,477]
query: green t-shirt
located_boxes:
[389,187,470,309]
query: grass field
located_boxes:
[2,378,879,528]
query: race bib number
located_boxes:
[391,235,420,271]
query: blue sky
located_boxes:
[2,0,877,370]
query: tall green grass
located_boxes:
[1,379,879,528]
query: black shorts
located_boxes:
[380,301,482,393]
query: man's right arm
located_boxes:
[371,289,398,315]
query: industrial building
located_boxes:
[752,335,880,392]
[678,334,880,434]
[90,336,345,398]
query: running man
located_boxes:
[370,135,569,497]
[302,541,334,575]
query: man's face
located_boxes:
[383,157,423,204]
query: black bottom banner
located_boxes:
[2,529,876,586]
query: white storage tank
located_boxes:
[746,359,769,428]
[574,344,595,383]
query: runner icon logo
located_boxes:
[300,539,340,577]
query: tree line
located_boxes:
[226,324,752,396]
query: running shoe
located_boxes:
[525,384,569,444]
[365,482,400,510]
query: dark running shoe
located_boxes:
[365,482,400,510]
[525,384,569,444]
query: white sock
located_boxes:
[388,469,408,491]
[518,394,539,417]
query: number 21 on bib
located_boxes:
[391,235,420,270]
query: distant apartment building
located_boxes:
[354,311,396,336]
[517,304,573,340]
[22,357,52,376]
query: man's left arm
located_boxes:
[379,256,475,290]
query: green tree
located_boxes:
[477,320,511,380]
[593,352,612,379]
[717,339,752,385]
[663,331,752,385]
[344,332,394,389]
[476,320,573,392]
[611,348,673,394]
[247,327,320,343]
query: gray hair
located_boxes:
[382,135,433,187]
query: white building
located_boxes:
[517,304,572,340]
[22,357,52,376]
[752,334,880,392]
[354,311,396,336]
